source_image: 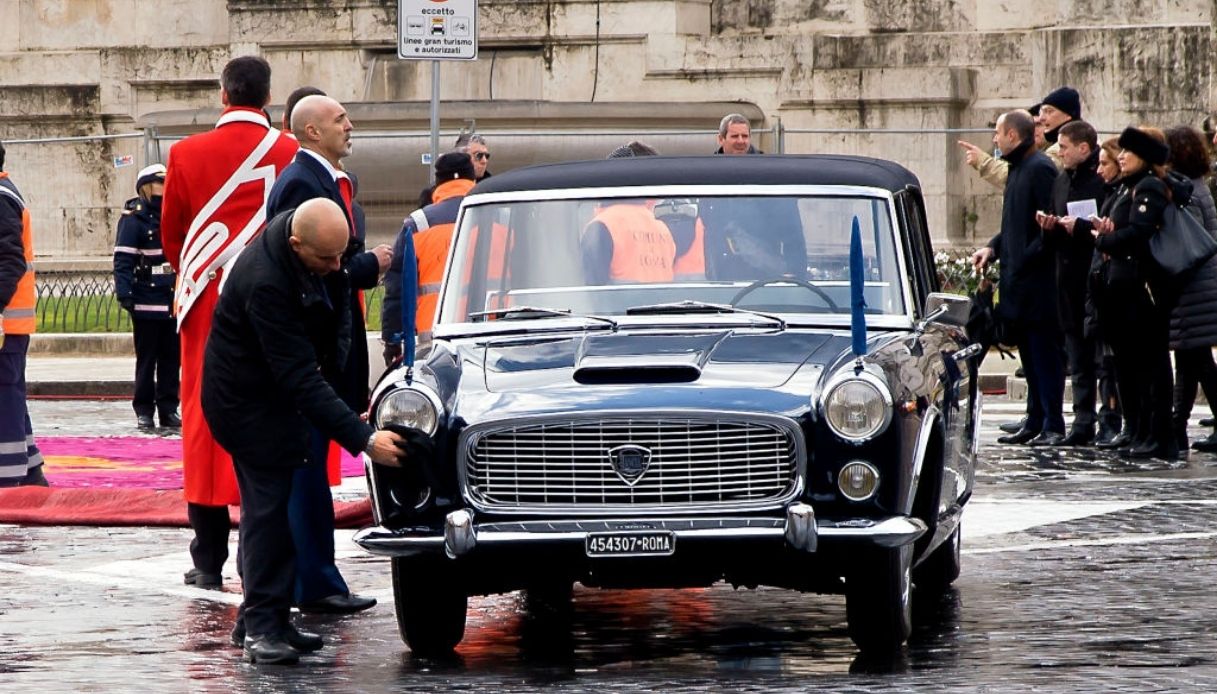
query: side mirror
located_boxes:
[920,292,972,330]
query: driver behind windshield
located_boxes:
[699,197,808,281]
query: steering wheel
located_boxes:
[729,278,841,313]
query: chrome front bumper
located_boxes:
[353,503,927,558]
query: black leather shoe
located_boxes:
[997,428,1040,445]
[1097,432,1131,450]
[283,625,324,653]
[1128,441,1178,460]
[1192,433,1217,453]
[244,634,300,665]
[998,418,1027,434]
[159,410,182,428]
[1095,428,1121,447]
[233,621,323,652]
[1028,431,1065,447]
[183,567,221,589]
[1058,427,1095,446]
[296,592,377,614]
[137,414,156,430]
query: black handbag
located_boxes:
[1149,203,1217,275]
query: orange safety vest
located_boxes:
[590,204,676,283]
[414,177,476,337]
[0,173,35,335]
[674,218,706,281]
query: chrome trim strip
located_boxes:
[353,515,926,555]
[905,405,940,515]
[462,184,898,206]
[438,184,915,331]
[456,409,807,516]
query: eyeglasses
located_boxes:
[473,152,491,161]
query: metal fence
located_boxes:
[34,268,387,334]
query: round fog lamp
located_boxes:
[838,461,879,501]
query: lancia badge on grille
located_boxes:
[608,444,652,486]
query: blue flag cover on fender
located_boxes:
[399,230,418,367]
[849,216,867,357]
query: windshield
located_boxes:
[438,192,906,325]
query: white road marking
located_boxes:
[965,499,1147,538]
[964,531,1217,555]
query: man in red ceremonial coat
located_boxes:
[161,56,299,588]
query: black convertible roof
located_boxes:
[469,154,921,196]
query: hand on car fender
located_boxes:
[368,430,408,467]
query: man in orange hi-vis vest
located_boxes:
[161,56,298,589]
[0,140,47,488]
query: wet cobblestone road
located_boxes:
[5,398,1217,691]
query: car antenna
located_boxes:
[849,215,868,374]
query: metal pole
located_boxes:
[429,60,440,184]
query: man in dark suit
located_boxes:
[263,94,392,616]
[973,110,1065,446]
[202,198,407,664]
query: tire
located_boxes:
[391,555,468,656]
[914,521,962,593]
[846,544,913,653]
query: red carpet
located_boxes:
[0,436,372,527]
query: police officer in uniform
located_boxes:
[113,164,181,430]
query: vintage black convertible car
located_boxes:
[354,155,981,655]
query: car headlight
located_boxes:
[375,388,439,435]
[823,374,892,442]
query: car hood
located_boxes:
[477,329,854,392]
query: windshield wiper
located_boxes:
[625,300,786,329]
[468,305,618,329]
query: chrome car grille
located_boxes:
[461,415,803,512]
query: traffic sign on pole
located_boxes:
[398,0,478,61]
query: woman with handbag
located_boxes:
[1091,126,1181,460]
[1164,125,1217,452]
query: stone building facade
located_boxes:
[0,0,1212,258]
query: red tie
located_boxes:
[337,175,355,234]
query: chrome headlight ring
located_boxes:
[373,381,444,436]
[820,369,893,444]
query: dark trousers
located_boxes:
[132,318,180,418]
[1018,325,1066,434]
[233,458,297,637]
[289,427,349,604]
[1098,348,1122,434]
[187,502,231,575]
[1173,346,1217,430]
[1110,304,1173,445]
[1064,328,1098,430]
[0,334,44,487]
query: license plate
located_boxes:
[585,531,675,557]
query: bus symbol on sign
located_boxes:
[398,0,479,61]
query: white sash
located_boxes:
[175,113,283,326]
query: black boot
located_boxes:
[1059,425,1095,447]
